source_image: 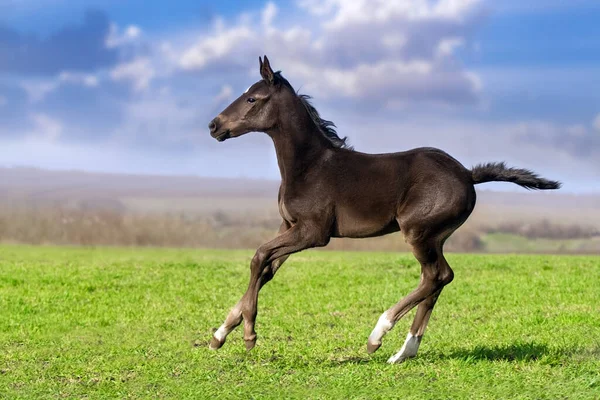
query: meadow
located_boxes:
[1,245,599,399]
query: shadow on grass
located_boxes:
[325,343,553,366]
[316,342,598,367]
[442,342,553,362]
[325,355,373,365]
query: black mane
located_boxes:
[273,72,352,150]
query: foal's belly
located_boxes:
[332,220,400,239]
[332,208,400,238]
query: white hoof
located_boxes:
[387,333,421,364]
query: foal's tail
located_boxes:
[471,162,561,190]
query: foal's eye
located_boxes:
[247,97,256,103]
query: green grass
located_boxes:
[1,245,599,399]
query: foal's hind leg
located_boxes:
[387,251,454,364]
[367,241,453,360]
[385,290,441,363]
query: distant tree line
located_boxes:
[0,201,598,254]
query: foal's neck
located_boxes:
[268,102,331,184]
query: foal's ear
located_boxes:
[259,55,275,84]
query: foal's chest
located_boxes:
[277,182,324,223]
[278,198,296,223]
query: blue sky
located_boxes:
[1,0,599,192]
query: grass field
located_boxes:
[1,245,599,399]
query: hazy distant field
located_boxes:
[1,167,600,254]
[1,246,599,399]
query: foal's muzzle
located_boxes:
[209,117,231,142]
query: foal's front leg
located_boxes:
[210,223,323,350]
[208,255,288,351]
[209,222,289,351]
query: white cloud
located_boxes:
[297,0,336,16]
[593,114,600,132]
[286,60,436,100]
[21,80,60,103]
[28,113,63,141]
[436,37,465,57]
[106,23,142,48]
[506,120,600,162]
[214,85,233,104]
[125,25,141,39]
[110,58,155,92]
[179,25,254,70]
[565,124,587,137]
[175,0,483,106]
[381,33,407,50]
[299,0,482,26]
[21,71,99,103]
[109,89,200,147]
[262,2,278,28]
[465,71,483,92]
[58,71,99,87]
[433,0,481,20]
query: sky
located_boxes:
[0,0,599,192]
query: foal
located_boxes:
[207,56,560,363]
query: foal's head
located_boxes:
[209,55,350,149]
[208,55,287,142]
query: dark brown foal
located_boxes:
[207,56,561,363]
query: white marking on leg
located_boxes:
[368,312,394,347]
[214,324,227,342]
[209,324,229,350]
[387,332,422,364]
[209,304,242,350]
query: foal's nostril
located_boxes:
[209,119,218,133]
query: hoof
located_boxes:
[366,341,381,354]
[387,333,421,363]
[387,354,414,364]
[245,338,256,351]
[209,336,224,350]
